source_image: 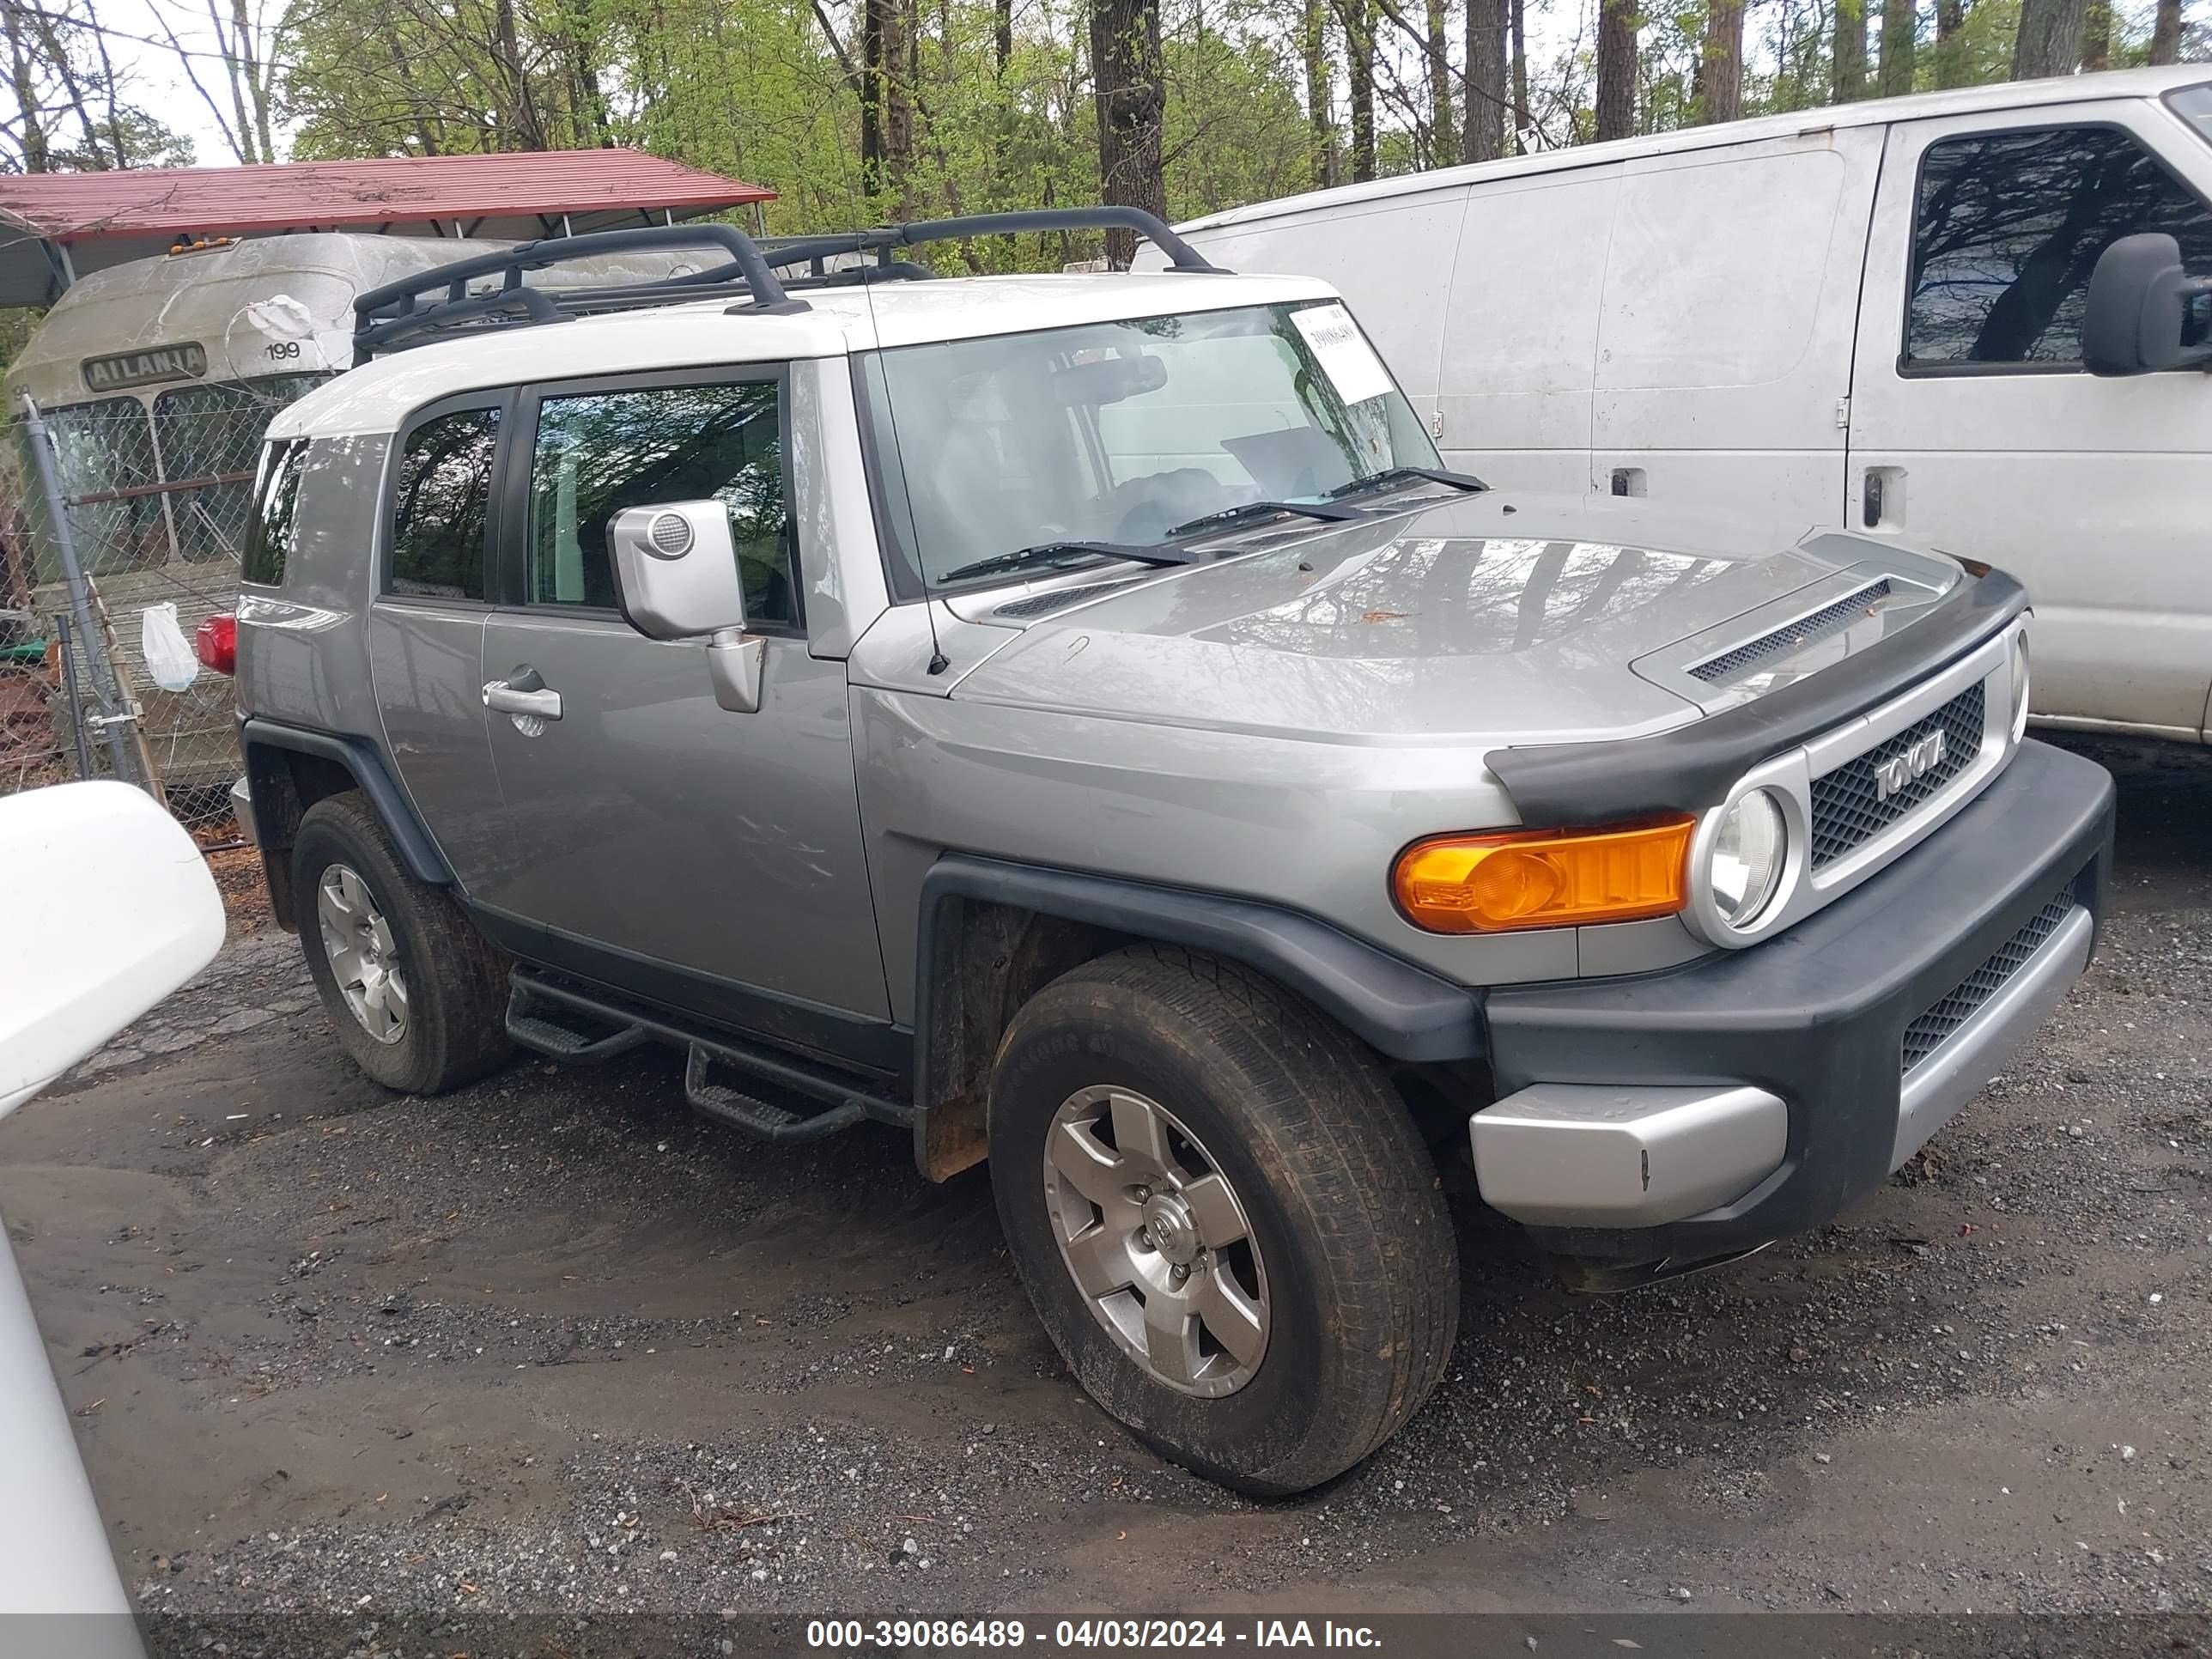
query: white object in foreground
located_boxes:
[0,781,225,1116]
[0,781,223,1649]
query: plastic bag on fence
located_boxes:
[140,602,198,692]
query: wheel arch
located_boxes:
[241,718,453,930]
[908,854,1486,1181]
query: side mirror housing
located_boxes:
[606,501,766,714]
[2081,232,2212,376]
[608,501,750,640]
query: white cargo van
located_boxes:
[1164,67,2212,744]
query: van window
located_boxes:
[242,439,307,586]
[1906,126,2212,368]
[389,407,498,601]
[526,379,796,626]
[155,374,329,563]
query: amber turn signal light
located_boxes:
[1393,817,1694,933]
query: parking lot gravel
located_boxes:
[2,733,2206,1654]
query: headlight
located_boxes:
[2009,632,2031,741]
[1709,789,1786,928]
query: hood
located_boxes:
[945,492,1960,746]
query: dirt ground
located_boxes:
[3,733,2209,1653]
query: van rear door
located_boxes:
[1847,97,2212,741]
[1589,129,1884,532]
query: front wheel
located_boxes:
[988,946,1458,1495]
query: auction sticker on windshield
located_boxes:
[1290,303,1394,406]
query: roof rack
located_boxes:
[352,222,804,357]
[350,206,1228,357]
[755,206,1224,279]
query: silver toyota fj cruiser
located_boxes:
[214,210,2114,1495]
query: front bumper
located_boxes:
[1474,738,2113,1265]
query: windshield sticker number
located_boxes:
[1290,304,1394,407]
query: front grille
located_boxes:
[1900,887,2080,1075]
[1689,580,1893,684]
[1808,682,1985,869]
[994,580,1137,620]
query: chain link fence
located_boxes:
[1,377,319,842]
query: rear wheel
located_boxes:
[291,793,512,1093]
[988,945,1458,1495]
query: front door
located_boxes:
[471,368,891,1033]
[1849,100,2212,740]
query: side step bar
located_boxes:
[506,970,913,1145]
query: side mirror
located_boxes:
[2081,233,2212,376]
[606,501,765,714]
[0,781,224,1118]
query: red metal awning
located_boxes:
[0,150,777,305]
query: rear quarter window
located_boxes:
[388,406,500,601]
[242,438,308,586]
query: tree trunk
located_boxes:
[2150,0,2181,63]
[1595,0,1636,141]
[1090,0,1165,264]
[860,0,884,179]
[1344,0,1376,181]
[1832,0,1866,101]
[1877,0,1914,96]
[861,0,912,191]
[1464,0,1506,160]
[2080,0,2109,67]
[1,2,48,171]
[1425,0,1453,167]
[1932,0,1968,87]
[89,15,129,167]
[2012,0,2088,78]
[1510,0,1528,150]
[231,0,274,161]
[1701,0,1746,122]
[1302,0,1335,187]
[27,5,101,165]
[995,0,1012,73]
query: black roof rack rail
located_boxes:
[349,206,1227,357]
[351,222,806,357]
[757,207,1225,277]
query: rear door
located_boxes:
[471,366,891,1033]
[1590,127,1885,528]
[367,393,507,888]
[1848,98,2212,739]
[1439,163,1621,497]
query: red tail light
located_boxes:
[195,612,236,676]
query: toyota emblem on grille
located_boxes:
[1874,729,1948,800]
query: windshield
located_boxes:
[859,300,1437,588]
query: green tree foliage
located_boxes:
[276,0,1318,258]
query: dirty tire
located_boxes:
[989,945,1457,1496]
[291,792,513,1093]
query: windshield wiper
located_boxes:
[1162,499,1362,542]
[937,539,1194,586]
[1325,465,1488,501]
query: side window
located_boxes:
[388,406,499,600]
[526,379,796,628]
[1906,126,2212,368]
[241,438,307,586]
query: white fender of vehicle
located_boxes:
[0,781,225,1119]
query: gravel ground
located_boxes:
[3,732,2207,1654]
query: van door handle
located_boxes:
[483,670,562,721]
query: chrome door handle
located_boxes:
[483,680,562,720]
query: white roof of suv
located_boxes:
[268,269,1340,440]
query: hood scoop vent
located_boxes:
[993,580,1141,622]
[1688,580,1893,686]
